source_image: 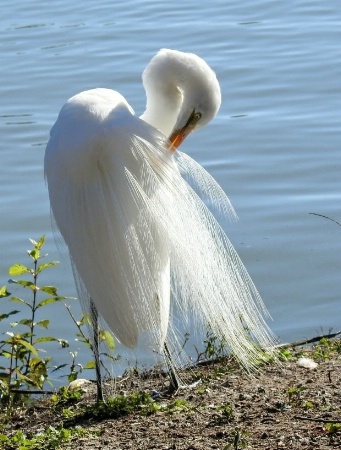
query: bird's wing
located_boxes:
[45,89,174,351]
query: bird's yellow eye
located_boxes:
[193,111,202,122]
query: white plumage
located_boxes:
[45,49,275,373]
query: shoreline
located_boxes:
[2,337,341,449]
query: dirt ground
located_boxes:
[3,340,341,449]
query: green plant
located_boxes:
[0,236,120,407]
[311,337,341,362]
[65,305,119,381]
[56,391,191,425]
[303,400,315,409]
[287,385,307,406]
[276,346,294,361]
[195,325,228,362]
[0,425,90,450]
[0,236,71,400]
[325,422,341,434]
[163,398,189,414]
[223,427,249,450]
[76,391,157,421]
[51,385,84,408]
[214,401,234,424]
[60,350,85,383]
[195,319,273,368]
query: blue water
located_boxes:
[1,1,341,378]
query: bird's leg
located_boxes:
[90,299,103,402]
[163,342,180,393]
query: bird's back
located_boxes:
[45,88,174,350]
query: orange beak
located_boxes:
[168,122,196,153]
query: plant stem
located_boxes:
[65,305,90,345]
[25,257,38,374]
[9,343,14,386]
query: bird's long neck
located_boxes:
[140,80,183,138]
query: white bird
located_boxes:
[45,49,275,392]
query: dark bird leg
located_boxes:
[163,342,180,393]
[90,299,104,402]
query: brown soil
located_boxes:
[3,343,341,449]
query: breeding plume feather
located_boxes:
[45,49,276,387]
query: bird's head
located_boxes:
[142,49,221,151]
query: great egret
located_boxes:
[45,49,275,394]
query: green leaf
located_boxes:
[100,330,115,350]
[17,371,39,386]
[36,297,55,308]
[28,248,40,260]
[80,313,92,326]
[34,337,68,348]
[68,372,78,382]
[76,337,91,348]
[34,336,58,343]
[18,319,33,327]
[37,261,59,273]
[304,401,314,408]
[85,360,96,369]
[9,279,35,290]
[59,339,69,348]
[18,339,38,356]
[30,357,50,372]
[36,235,45,249]
[36,320,50,329]
[39,286,58,295]
[18,332,32,340]
[0,310,20,321]
[8,264,31,276]
[0,286,11,298]
[325,422,341,434]
[52,364,68,372]
[37,296,68,308]
[10,296,26,304]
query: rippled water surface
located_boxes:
[1,1,341,373]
